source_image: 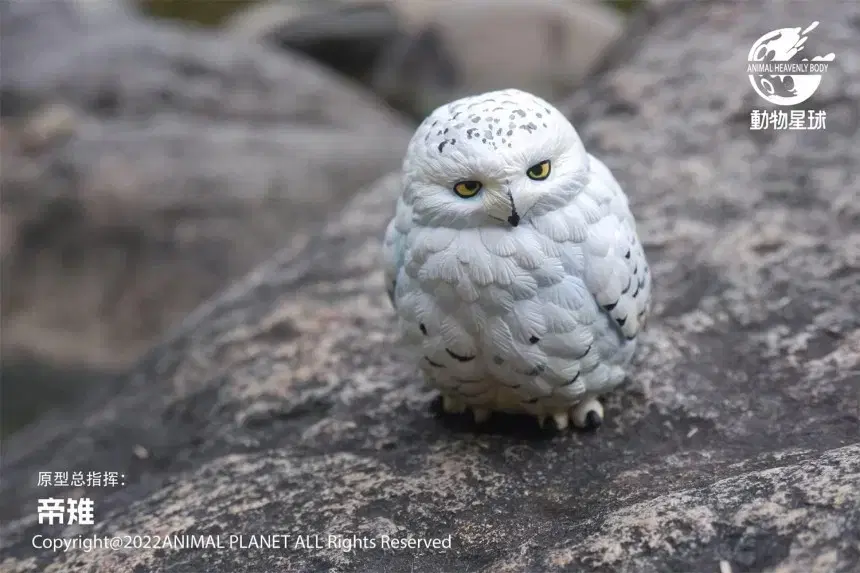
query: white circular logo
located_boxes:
[747,21,835,106]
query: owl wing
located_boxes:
[581,156,652,340]
[382,196,412,308]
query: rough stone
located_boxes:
[373,0,624,116]
[0,0,412,379]
[1,0,859,571]
[226,0,405,91]
[225,0,624,118]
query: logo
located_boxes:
[747,21,835,106]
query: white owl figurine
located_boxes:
[382,89,652,430]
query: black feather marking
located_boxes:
[446,348,475,362]
[425,357,445,368]
[529,335,540,344]
[621,277,632,294]
[616,316,627,327]
[523,397,540,404]
[516,365,544,377]
[386,278,398,306]
[576,345,592,359]
[603,301,618,311]
[561,372,581,388]
[419,323,428,335]
[625,249,631,259]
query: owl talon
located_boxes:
[572,398,604,430]
[471,407,491,424]
[585,411,602,430]
[442,394,466,414]
[536,413,571,431]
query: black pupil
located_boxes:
[531,164,543,174]
[464,182,477,191]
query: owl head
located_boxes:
[401,88,589,229]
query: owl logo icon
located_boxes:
[747,21,836,106]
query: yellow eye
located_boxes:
[526,160,551,181]
[453,180,483,198]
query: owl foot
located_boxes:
[441,394,467,414]
[572,398,604,430]
[538,413,571,431]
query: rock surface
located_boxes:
[0,0,412,380]
[227,0,405,91]
[226,0,624,118]
[2,0,859,571]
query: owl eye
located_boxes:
[453,180,483,198]
[526,160,551,181]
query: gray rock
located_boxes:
[372,0,625,117]
[227,0,405,88]
[0,0,412,380]
[225,0,624,118]
[1,0,859,572]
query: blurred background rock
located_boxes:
[221,0,628,118]
[0,0,635,437]
[142,0,634,119]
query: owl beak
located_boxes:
[506,190,520,227]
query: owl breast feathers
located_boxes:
[381,88,652,421]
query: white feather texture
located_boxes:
[382,88,652,418]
